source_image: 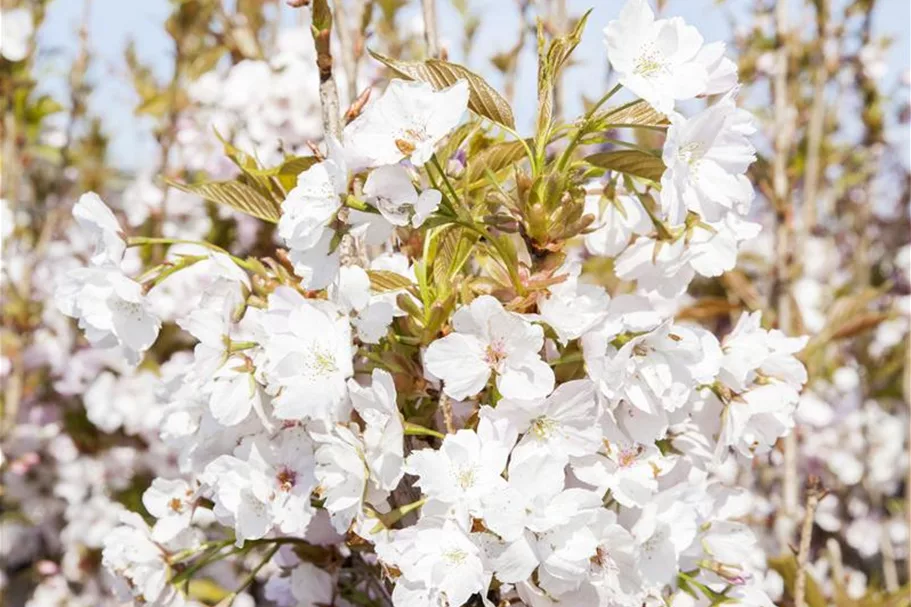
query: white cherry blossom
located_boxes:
[424,295,555,400]
[344,79,470,167]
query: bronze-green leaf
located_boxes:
[368,49,515,129]
[168,179,282,223]
[597,100,668,129]
[466,139,531,184]
[585,150,666,182]
[367,270,414,292]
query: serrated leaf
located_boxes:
[597,101,668,128]
[247,156,318,191]
[536,10,591,138]
[368,50,515,129]
[585,150,666,182]
[168,179,281,223]
[367,270,414,292]
[466,139,531,184]
[431,226,479,288]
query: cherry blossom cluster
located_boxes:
[0,1,845,606]
[42,1,822,606]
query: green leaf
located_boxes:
[584,150,666,182]
[767,555,828,607]
[536,10,592,138]
[168,179,282,223]
[367,270,414,292]
[247,156,318,179]
[596,100,668,129]
[431,225,479,289]
[213,130,289,201]
[368,49,516,129]
[247,156,318,191]
[465,139,531,184]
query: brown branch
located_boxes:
[794,477,824,607]
[421,0,440,58]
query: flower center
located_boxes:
[677,142,705,166]
[484,339,508,369]
[113,299,144,321]
[443,548,468,565]
[168,497,184,513]
[308,347,339,377]
[395,128,429,155]
[634,46,669,78]
[455,465,477,490]
[276,467,297,492]
[531,416,559,439]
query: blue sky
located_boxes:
[35,0,910,171]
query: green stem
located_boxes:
[500,123,537,173]
[452,219,524,294]
[404,421,445,440]
[219,544,281,606]
[430,154,460,210]
[595,137,662,157]
[127,236,260,274]
[557,82,623,172]
[371,498,428,533]
[344,195,371,212]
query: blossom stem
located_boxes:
[127,237,260,274]
[500,123,537,173]
[403,421,445,440]
[593,137,661,157]
[449,218,524,294]
[219,544,280,606]
[344,195,371,212]
[556,82,623,172]
[371,497,428,532]
[430,154,460,210]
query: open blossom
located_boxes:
[56,267,161,365]
[348,369,405,490]
[583,321,722,420]
[604,0,736,114]
[363,164,442,227]
[260,287,353,421]
[406,417,516,522]
[278,138,347,289]
[313,424,369,533]
[660,94,756,225]
[329,265,395,344]
[483,379,601,465]
[72,192,126,267]
[142,478,197,543]
[102,512,186,607]
[385,519,487,607]
[537,265,611,344]
[583,188,652,257]
[55,195,160,364]
[202,426,317,541]
[424,295,555,400]
[344,79,470,167]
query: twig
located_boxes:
[309,0,342,139]
[771,0,799,546]
[881,521,899,592]
[801,0,829,235]
[421,0,440,58]
[440,393,455,434]
[794,477,824,607]
[333,0,362,103]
